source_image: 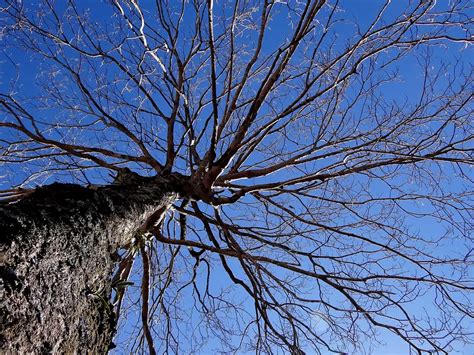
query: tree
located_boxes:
[0,0,472,353]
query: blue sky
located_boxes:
[1,0,473,354]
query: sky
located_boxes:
[1,0,473,354]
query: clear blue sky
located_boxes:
[1,1,472,354]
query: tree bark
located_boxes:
[0,177,176,354]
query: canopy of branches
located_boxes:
[1,0,473,353]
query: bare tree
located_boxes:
[0,0,473,354]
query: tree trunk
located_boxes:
[0,177,176,354]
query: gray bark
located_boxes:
[0,176,176,354]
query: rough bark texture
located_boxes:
[0,176,176,354]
